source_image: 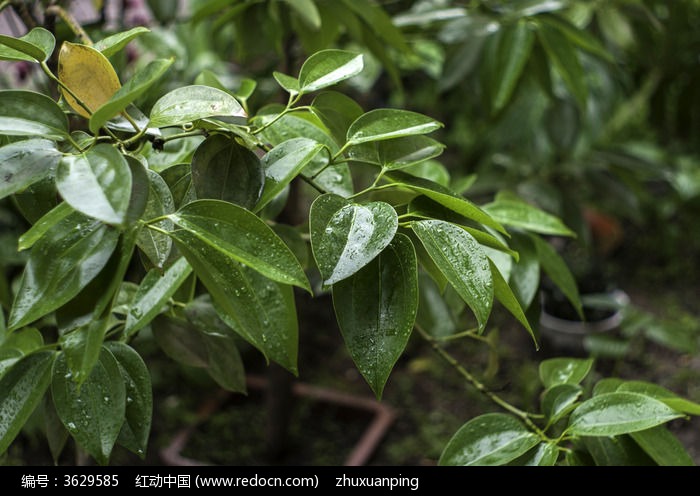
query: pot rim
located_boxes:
[540,289,630,336]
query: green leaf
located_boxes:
[256,138,327,213]
[43,391,69,464]
[152,315,208,368]
[93,27,150,58]
[510,442,559,466]
[347,109,443,145]
[568,392,684,436]
[630,426,695,466]
[0,90,69,140]
[136,170,174,269]
[56,144,132,225]
[310,194,398,285]
[483,199,575,236]
[149,85,246,128]
[298,49,364,94]
[593,378,625,396]
[0,351,55,454]
[417,273,456,338]
[537,23,587,107]
[412,220,493,331]
[169,200,311,292]
[439,413,540,466]
[531,234,582,317]
[0,28,55,62]
[124,156,150,226]
[18,203,73,252]
[104,342,152,459]
[311,91,363,145]
[508,233,540,308]
[90,58,173,133]
[160,163,195,209]
[283,0,321,29]
[375,136,445,170]
[386,171,506,234]
[333,234,417,398]
[539,358,593,388]
[51,348,126,465]
[171,231,298,373]
[0,139,62,200]
[541,384,583,423]
[190,134,263,210]
[125,257,193,336]
[58,318,108,386]
[490,20,535,112]
[538,15,613,63]
[8,214,119,331]
[582,435,655,466]
[490,259,536,345]
[272,72,300,95]
[618,381,700,416]
[203,333,247,393]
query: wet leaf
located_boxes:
[298,49,364,94]
[0,90,69,140]
[490,259,535,345]
[311,91,363,145]
[51,348,126,465]
[56,144,132,225]
[531,234,582,317]
[169,200,310,292]
[539,358,593,388]
[483,198,575,236]
[93,27,150,58]
[0,139,62,200]
[347,109,443,145]
[376,136,445,170]
[412,220,493,331]
[191,134,264,210]
[310,194,398,285]
[440,413,540,466]
[136,170,174,269]
[508,232,540,309]
[125,257,193,336]
[58,42,121,118]
[541,384,583,423]
[630,426,694,466]
[568,392,684,436]
[333,234,417,398]
[0,27,55,62]
[104,342,152,459]
[149,85,246,127]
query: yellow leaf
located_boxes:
[58,42,121,118]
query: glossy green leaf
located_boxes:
[51,348,126,465]
[507,233,540,308]
[630,426,695,466]
[490,259,536,345]
[347,109,443,145]
[256,138,326,212]
[104,342,152,459]
[0,139,62,200]
[160,163,195,209]
[582,435,655,466]
[298,49,364,94]
[8,214,119,331]
[136,170,174,269]
[618,381,700,416]
[0,90,69,140]
[0,28,55,62]
[531,234,582,317]
[541,384,583,423]
[0,351,55,454]
[490,20,535,112]
[18,203,73,253]
[510,442,559,466]
[593,378,625,396]
[124,156,149,226]
[90,58,173,133]
[537,23,587,107]
[43,391,68,464]
[149,85,246,128]
[386,171,506,233]
[171,231,298,373]
[417,273,456,338]
[169,200,310,292]
[152,315,208,368]
[58,318,108,387]
[375,136,445,170]
[538,15,613,63]
[333,234,417,398]
[125,257,193,336]
[483,199,575,236]
[93,27,150,58]
[311,91,363,145]
[273,72,300,95]
[56,144,132,225]
[0,327,43,356]
[412,220,493,331]
[439,413,540,466]
[568,392,684,436]
[283,0,321,29]
[13,175,58,224]
[191,134,264,210]
[203,334,246,393]
[310,194,398,285]
[539,358,593,388]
